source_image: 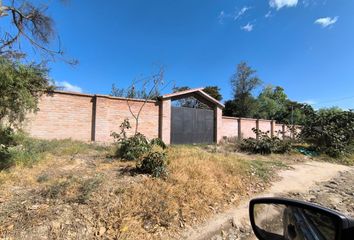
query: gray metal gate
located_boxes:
[171,107,215,144]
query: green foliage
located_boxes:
[0,126,23,170]
[223,62,315,123]
[240,129,292,155]
[111,118,132,141]
[223,99,238,116]
[150,138,167,150]
[227,62,262,118]
[0,126,22,147]
[0,57,52,126]
[116,133,152,160]
[255,85,288,120]
[112,119,169,177]
[203,86,223,101]
[301,109,354,157]
[0,131,107,171]
[138,151,168,178]
[112,119,168,161]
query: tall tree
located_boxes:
[0,57,52,127]
[255,85,288,120]
[225,62,262,117]
[203,86,223,101]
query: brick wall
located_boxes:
[94,95,159,142]
[221,117,299,140]
[221,117,238,138]
[241,119,257,139]
[25,92,93,141]
[26,91,299,143]
[25,92,159,142]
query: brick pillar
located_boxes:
[282,124,286,139]
[215,106,223,143]
[256,119,260,140]
[94,96,110,142]
[159,99,171,144]
[238,118,242,140]
[270,120,275,138]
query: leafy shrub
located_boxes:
[150,138,167,150]
[240,129,291,155]
[138,151,168,178]
[112,119,167,160]
[117,133,152,160]
[111,118,131,141]
[0,126,22,170]
[0,144,12,170]
[301,109,354,157]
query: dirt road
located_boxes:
[182,161,352,240]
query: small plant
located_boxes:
[37,173,50,183]
[240,128,291,155]
[111,118,132,142]
[117,133,152,160]
[76,176,102,204]
[112,119,168,161]
[0,126,24,170]
[43,180,71,199]
[150,138,167,150]
[138,151,168,178]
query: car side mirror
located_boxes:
[249,197,354,240]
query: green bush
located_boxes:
[301,109,354,157]
[138,151,168,178]
[0,145,11,170]
[150,138,167,150]
[116,133,152,160]
[240,130,291,155]
[0,126,21,170]
[0,126,26,146]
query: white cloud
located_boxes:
[269,0,298,10]
[218,11,226,24]
[314,16,338,28]
[55,81,83,93]
[234,6,250,20]
[241,23,254,32]
[265,11,272,18]
[302,0,328,8]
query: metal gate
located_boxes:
[171,106,215,144]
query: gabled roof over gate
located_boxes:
[161,87,225,108]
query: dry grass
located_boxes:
[0,143,289,240]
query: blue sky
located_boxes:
[26,0,354,109]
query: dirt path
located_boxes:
[182,161,352,240]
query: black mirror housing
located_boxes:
[249,197,354,240]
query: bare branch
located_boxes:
[0,0,76,64]
[124,67,165,134]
